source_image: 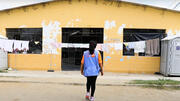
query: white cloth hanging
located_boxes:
[128,42,135,49]
[134,41,145,53]
[14,40,22,50]
[21,41,29,50]
[0,39,5,50]
[4,40,14,52]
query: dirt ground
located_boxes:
[0,82,180,101]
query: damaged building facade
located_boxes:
[0,0,180,73]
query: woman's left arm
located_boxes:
[80,63,84,75]
[98,52,104,76]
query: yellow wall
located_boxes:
[0,0,180,73]
[8,54,61,71]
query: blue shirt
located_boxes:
[83,50,100,77]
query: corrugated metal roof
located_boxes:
[0,0,180,12]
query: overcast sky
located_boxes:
[0,0,52,10]
[0,0,179,11]
[124,0,180,10]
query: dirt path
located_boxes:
[0,82,180,101]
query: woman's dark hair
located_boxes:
[89,40,97,55]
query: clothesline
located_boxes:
[124,38,160,56]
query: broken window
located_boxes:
[123,29,166,56]
[6,28,42,54]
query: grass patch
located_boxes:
[0,70,8,73]
[141,85,180,90]
[129,79,180,90]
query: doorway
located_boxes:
[61,28,103,71]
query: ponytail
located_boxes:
[89,40,97,55]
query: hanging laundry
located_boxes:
[96,44,103,51]
[73,44,80,48]
[14,40,22,51]
[21,41,29,51]
[68,43,74,48]
[128,42,135,49]
[0,39,5,50]
[61,43,68,48]
[82,44,89,48]
[153,38,160,55]
[4,40,14,52]
[102,43,110,53]
[145,40,151,55]
[145,38,160,56]
[134,41,145,53]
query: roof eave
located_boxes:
[0,0,180,13]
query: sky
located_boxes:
[123,0,180,10]
[0,0,179,11]
[0,0,52,11]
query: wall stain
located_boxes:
[68,0,72,4]
[95,0,98,4]
[143,5,147,11]
[22,7,28,12]
[32,6,39,10]
[5,10,11,15]
[161,9,166,17]
[117,1,122,7]
[42,3,47,8]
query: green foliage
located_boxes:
[131,79,180,85]
[0,70,8,73]
[130,79,180,89]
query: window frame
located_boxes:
[123,28,166,57]
[6,28,43,54]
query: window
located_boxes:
[62,28,103,43]
[6,28,42,54]
[123,29,166,56]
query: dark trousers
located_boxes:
[86,76,97,97]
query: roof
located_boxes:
[0,0,180,12]
[162,35,180,40]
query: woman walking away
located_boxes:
[81,40,104,101]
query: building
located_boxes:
[0,0,180,73]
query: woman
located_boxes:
[81,40,104,101]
